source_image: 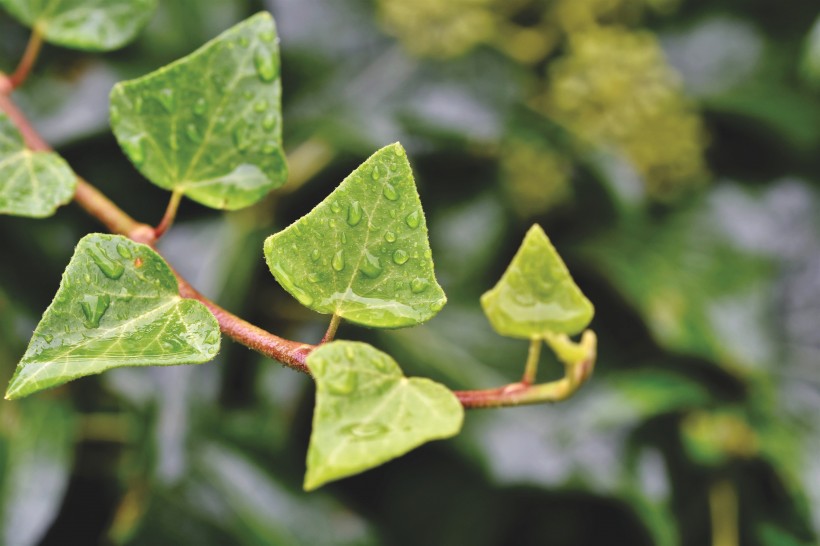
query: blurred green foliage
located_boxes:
[1,0,819,544]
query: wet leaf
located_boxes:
[110,12,287,210]
[264,143,446,328]
[481,224,594,339]
[0,0,157,51]
[304,341,463,490]
[5,233,220,399]
[0,112,76,218]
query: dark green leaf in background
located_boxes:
[5,233,221,399]
[0,0,157,51]
[0,112,76,218]
[110,12,287,210]
[265,143,446,328]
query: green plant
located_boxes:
[0,6,597,490]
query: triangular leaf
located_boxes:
[304,341,463,490]
[5,233,221,399]
[481,224,593,339]
[264,143,447,328]
[110,12,287,210]
[0,112,76,218]
[0,0,157,51]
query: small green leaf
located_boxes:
[304,341,463,490]
[110,12,287,210]
[264,143,447,328]
[0,0,157,51]
[481,224,593,339]
[0,112,76,217]
[5,233,221,400]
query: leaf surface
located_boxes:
[304,341,463,490]
[110,12,287,210]
[0,112,76,217]
[264,143,446,328]
[5,233,220,399]
[0,0,157,51]
[481,224,593,339]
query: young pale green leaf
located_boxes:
[0,0,157,51]
[109,12,287,210]
[481,224,593,339]
[5,234,221,400]
[264,143,446,328]
[304,341,463,491]
[0,112,76,217]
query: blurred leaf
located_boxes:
[265,143,446,329]
[800,15,820,89]
[481,225,593,339]
[6,234,220,399]
[0,111,76,218]
[0,0,157,51]
[0,399,75,546]
[110,12,287,210]
[305,341,463,490]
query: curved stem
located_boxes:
[154,189,184,239]
[521,338,541,385]
[8,28,44,90]
[0,92,597,409]
[321,314,342,344]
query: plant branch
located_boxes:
[0,92,597,409]
[321,314,342,344]
[154,189,183,239]
[7,28,44,90]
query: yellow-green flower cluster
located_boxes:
[541,27,708,200]
[500,137,573,218]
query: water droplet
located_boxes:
[347,201,362,226]
[262,142,277,154]
[332,250,345,271]
[329,219,337,229]
[394,146,405,157]
[157,88,175,112]
[389,210,396,219]
[326,369,356,395]
[262,114,276,131]
[123,137,145,166]
[384,231,396,243]
[340,232,347,244]
[410,278,429,293]
[261,29,275,42]
[254,100,268,113]
[185,123,202,143]
[80,294,111,328]
[310,249,321,261]
[43,334,54,343]
[238,36,250,48]
[392,249,409,265]
[253,46,278,82]
[359,251,383,278]
[383,183,398,200]
[233,125,251,151]
[205,330,220,344]
[343,422,390,439]
[430,299,445,312]
[116,243,132,259]
[405,211,420,229]
[193,97,207,115]
[308,272,319,283]
[90,247,125,280]
[330,201,341,213]
[371,166,381,180]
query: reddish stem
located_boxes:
[7,29,44,90]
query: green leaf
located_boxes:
[109,12,287,210]
[5,233,221,399]
[304,341,463,490]
[480,224,594,339]
[264,143,447,329]
[0,112,76,218]
[0,0,157,51]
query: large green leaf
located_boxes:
[109,12,287,210]
[5,233,221,399]
[264,143,447,328]
[304,341,463,490]
[480,224,594,339]
[0,0,157,51]
[0,112,76,218]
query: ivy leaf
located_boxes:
[305,341,463,491]
[0,112,76,218]
[5,233,221,400]
[0,0,157,51]
[110,12,287,210]
[264,143,446,328]
[481,224,594,339]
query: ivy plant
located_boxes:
[0,7,598,489]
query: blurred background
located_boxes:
[1,0,819,544]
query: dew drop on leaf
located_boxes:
[384,231,397,243]
[90,247,125,280]
[383,183,398,201]
[358,251,383,278]
[347,201,363,226]
[254,100,268,113]
[330,201,341,213]
[193,97,207,115]
[253,46,278,82]
[311,249,321,262]
[332,250,345,272]
[80,294,111,328]
[405,211,420,229]
[185,124,202,143]
[343,422,390,439]
[410,278,429,293]
[116,244,132,259]
[156,88,175,112]
[392,249,409,265]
